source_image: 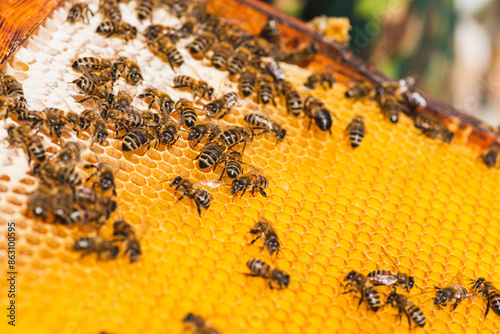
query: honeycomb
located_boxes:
[1,1,500,334]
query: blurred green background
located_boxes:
[265,0,500,126]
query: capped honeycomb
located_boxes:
[1,1,500,334]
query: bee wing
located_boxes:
[368,272,398,286]
[193,179,223,189]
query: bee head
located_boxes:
[171,176,183,187]
[434,289,446,305]
[187,127,200,141]
[345,270,356,281]
[129,72,143,85]
[231,179,244,195]
[407,277,415,290]
[471,277,485,291]
[73,237,93,251]
[282,274,290,287]
[267,240,280,255]
[385,292,397,304]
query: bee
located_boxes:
[158,117,182,147]
[113,220,142,263]
[385,292,426,328]
[72,75,114,105]
[71,56,112,73]
[219,126,253,152]
[3,75,26,103]
[96,21,137,42]
[345,82,375,99]
[188,32,217,59]
[79,109,109,146]
[73,189,117,222]
[103,109,146,136]
[27,182,52,220]
[67,3,94,24]
[283,41,318,66]
[121,127,159,152]
[82,68,113,88]
[471,277,500,319]
[173,75,213,100]
[112,57,143,86]
[174,98,199,128]
[187,121,221,148]
[100,0,121,22]
[212,41,234,70]
[43,107,69,138]
[7,124,46,163]
[84,162,117,195]
[346,115,366,148]
[257,74,276,106]
[73,237,120,260]
[34,160,82,187]
[183,313,220,334]
[228,47,251,75]
[239,66,258,97]
[0,96,27,119]
[169,176,213,216]
[138,87,174,117]
[378,83,410,123]
[367,248,415,292]
[259,17,282,46]
[195,138,228,170]
[343,270,381,312]
[303,96,334,133]
[249,215,280,256]
[137,0,154,20]
[413,114,454,143]
[143,24,181,42]
[244,113,286,145]
[231,172,268,199]
[149,35,184,70]
[204,92,239,119]
[111,90,135,113]
[264,59,285,81]
[481,143,500,168]
[305,71,336,90]
[280,81,302,116]
[434,276,473,311]
[245,259,290,289]
[219,151,255,181]
[15,109,45,133]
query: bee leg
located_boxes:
[269,281,274,290]
[452,301,459,311]
[342,289,355,294]
[357,291,365,308]
[77,96,92,103]
[218,166,227,181]
[259,188,267,197]
[85,172,97,183]
[239,187,247,198]
[484,298,491,319]
[307,117,313,130]
[249,235,261,244]
[195,200,202,217]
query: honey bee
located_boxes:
[259,17,282,46]
[183,313,220,334]
[385,292,426,328]
[43,107,69,138]
[212,41,234,70]
[72,75,114,106]
[143,24,180,42]
[13,109,45,134]
[113,220,142,263]
[96,21,137,42]
[378,83,410,123]
[218,150,254,181]
[174,98,200,128]
[249,215,280,256]
[3,75,26,103]
[280,81,302,116]
[137,0,154,20]
[305,71,336,90]
[103,109,146,136]
[169,176,213,216]
[148,35,184,70]
[471,277,500,319]
[303,96,335,133]
[244,113,286,145]
[481,143,500,168]
[121,127,159,152]
[112,57,143,86]
[433,275,473,311]
[27,182,52,220]
[84,162,117,195]
[34,160,82,187]
[413,114,454,143]
[187,121,221,148]
[346,115,365,148]
[71,56,112,73]
[7,124,46,163]
[343,270,381,312]
[73,237,120,260]
[79,109,109,146]
[257,74,276,106]
[245,259,290,289]
[344,82,375,99]
[82,68,113,88]
[283,41,318,66]
[158,116,183,147]
[67,3,94,24]
[0,96,27,119]
[73,189,117,222]
[204,92,239,119]
[367,248,415,292]
[188,32,217,59]
[231,172,268,199]
[100,0,121,22]
[228,47,251,75]
[173,75,213,100]
[239,66,258,97]
[138,87,174,117]
[195,138,228,170]
[111,90,136,113]
[264,59,285,81]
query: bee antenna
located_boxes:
[423,297,433,304]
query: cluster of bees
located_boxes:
[4,0,499,331]
[343,249,500,328]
